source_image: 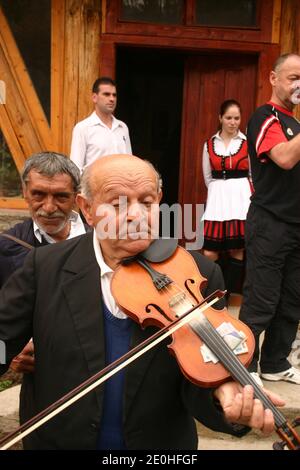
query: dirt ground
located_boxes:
[0,370,23,450]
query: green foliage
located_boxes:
[0,135,22,197]
[0,380,13,392]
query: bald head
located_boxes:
[77,154,163,269]
[81,154,161,200]
[270,53,300,110]
[273,53,300,73]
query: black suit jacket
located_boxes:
[0,232,244,449]
[0,219,48,289]
[0,218,90,289]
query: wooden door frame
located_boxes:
[104,0,277,44]
[100,35,279,204]
[100,34,279,105]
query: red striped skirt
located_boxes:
[203,219,245,251]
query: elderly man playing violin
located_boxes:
[0,155,284,450]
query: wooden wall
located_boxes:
[280,0,300,120]
[51,0,101,154]
[1,0,300,209]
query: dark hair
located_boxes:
[273,53,300,72]
[219,99,241,117]
[92,77,116,94]
[218,99,241,131]
[22,152,81,193]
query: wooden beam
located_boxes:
[101,0,106,33]
[60,0,101,155]
[272,0,281,44]
[51,0,66,151]
[99,40,116,77]
[0,7,54,153]
[0,105,26,173]
[61,0,81,154]
[0,198,28,210]
[0,45,42,159]
[280,0,300,120]
[101,32,278,54]
[256,47,279,106]
[280,0,298,53]
[78,1,102,120]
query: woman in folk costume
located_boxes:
[202,99,252,297]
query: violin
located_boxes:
[112,242,254,388]
[112,241,300,450]
[0,240,299,450]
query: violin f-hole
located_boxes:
[185,278,200,305]
[145,303,174,323]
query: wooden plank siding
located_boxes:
[272,0,282,44]
[1,0,300,210]
[179,55,259,206]
[280,0,300,121]
[60,0,102,154]
[51,0,66,151]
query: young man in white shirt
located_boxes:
[70,77,132,172]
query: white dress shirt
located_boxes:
[92,230,128,319]
[70,111,132,172]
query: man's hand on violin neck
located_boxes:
[214,382,285,435]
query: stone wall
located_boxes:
[0,209,29,232]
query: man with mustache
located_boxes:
[0,151,88,373]
[0,155,284,450]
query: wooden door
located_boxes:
[179,53,258,206]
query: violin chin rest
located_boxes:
[140,238,178,262]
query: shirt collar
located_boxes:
[267,101,294,117]
[89,111,122,130]
[33,211,85,244]
[214,130,246,141]
[92,229,113,278]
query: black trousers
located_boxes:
[239,204,300,373]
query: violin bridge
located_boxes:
[169,292,193,317]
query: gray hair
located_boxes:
[81,159,163,200]
[22,152,81,192]
[273,53,300,72]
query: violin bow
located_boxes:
[0,290,224,450]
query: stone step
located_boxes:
[197,379,300,450]
[197,424,278,450]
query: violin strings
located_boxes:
[191,319,286,426]
[160,281,286,428]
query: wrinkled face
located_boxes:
[78,159,162,267]
[219,105,241,135]
[92,84,117,115]
[270,56,300,110]
[23,170,76,236]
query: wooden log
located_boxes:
[0,7,54,153]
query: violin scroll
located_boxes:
[273,417,300,450]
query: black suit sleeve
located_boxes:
[0,249,35,374]
[190,250,226,309]
[0,252,15,289]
